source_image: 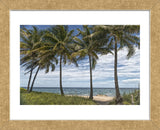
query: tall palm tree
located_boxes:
[72,25,99,99]
[37,25,77,96]
[93,25,140,104]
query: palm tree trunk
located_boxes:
[89,55,93,99]
[60,55,64,96]
[27,68,33,92]
[114,42,123,104]
[29,66,40,92]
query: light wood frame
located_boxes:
[0,0,160,129]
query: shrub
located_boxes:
[108,90,140,105]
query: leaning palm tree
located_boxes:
[72,25,99,99]
[20,26,40,92]
[21,26,58,92]
[36,25,77,96]
[93,25,140,104]
[29,54,57,92]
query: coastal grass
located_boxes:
[108,90,140,105]
[20,88,97,105]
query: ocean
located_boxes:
[21,87,139,97]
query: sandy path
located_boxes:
[67,95,114,105]
[83,95,114,105]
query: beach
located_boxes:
[20,88,140,105]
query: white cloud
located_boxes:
[122,79,140,83]
[20,47,140,88]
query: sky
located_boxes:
[20,25,140,88]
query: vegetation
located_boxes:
[20,88,97,105]
[108,90,140,105]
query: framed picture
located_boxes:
[0,0,160,129]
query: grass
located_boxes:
[108,90,140,105]
[20,88,97,105]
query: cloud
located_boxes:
[20,47,140,88]
[122,79,140,83]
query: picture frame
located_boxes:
[0,0,160,129]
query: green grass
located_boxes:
[108,90,140,105]
[20,88,97,105]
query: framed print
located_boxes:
[10,11,146,120]
[0,0,160,129]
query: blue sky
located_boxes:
[20,25,140,88]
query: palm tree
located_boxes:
[20,26,57,92]
[93,25,140,104]
[20,26,40,92]
[37,25,77,96]
[72,25,99,99]
[29,54,57,92]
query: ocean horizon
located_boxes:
[21,87,139,97]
